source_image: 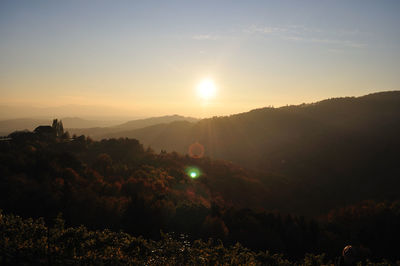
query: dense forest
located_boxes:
[1,118,400,264]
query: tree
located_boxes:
[52,119,64,137]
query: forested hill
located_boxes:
[0,129,271,239]
[102,91,400,166]
[2,127,400,262]
[99,91,400,214]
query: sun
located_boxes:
[196,78,217,100]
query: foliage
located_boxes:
[1,127,400,262]
[2,211,398,265]
[0,211,329,265]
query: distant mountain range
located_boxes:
[67,115,198,139]
[0,115,198,138]
[0,117,122,136]
[0,104,138,121]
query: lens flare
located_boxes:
[186,167,201,179]
[188,142,205,158]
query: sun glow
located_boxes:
[196,78,217,100]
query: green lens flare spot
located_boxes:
[186,167,201,179]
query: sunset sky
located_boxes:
[1,0,399,118]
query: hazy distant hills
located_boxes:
[97,91,400,214]
[0,117,121,136]
[101,91,400,160]
[105,120,195,150]
[67,115,198,139]
[0,118,50,136]
[0,104,136,120]
[115,114,198,129]
[0,115,198,137]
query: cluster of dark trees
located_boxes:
[1,125,400,262]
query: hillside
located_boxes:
[99,91,400,214]
[1,125,400,262]
[67,115,198,139]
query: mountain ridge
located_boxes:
[94,91,400,214]
[67,114,198,139]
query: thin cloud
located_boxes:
[245,24,366,49]
[192,34,219,40]
[244,25,287,34]
[283,36,366,48]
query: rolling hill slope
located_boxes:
[68,115,198,139]
[99,91,400,214]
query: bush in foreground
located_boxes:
[1,210,397,265]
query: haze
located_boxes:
[1,0,399,119]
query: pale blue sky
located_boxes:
[1,0,399,118]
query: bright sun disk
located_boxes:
[196,78,216,100]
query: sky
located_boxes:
[1,0,400,119]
